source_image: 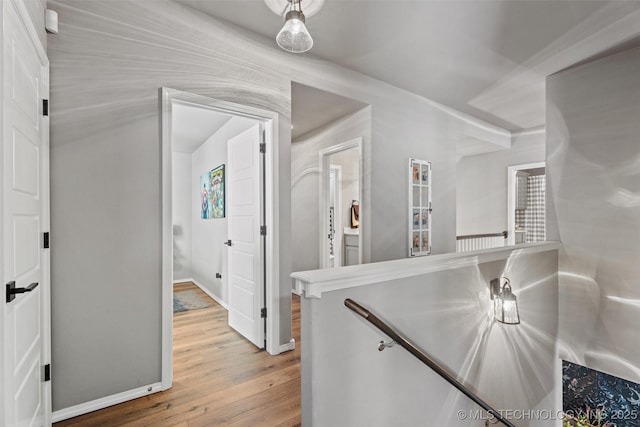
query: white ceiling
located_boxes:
[177,0,640,132]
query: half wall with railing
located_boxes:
[292,242,560,426]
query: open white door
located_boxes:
[2,1,50,426]
[226,124,264,348]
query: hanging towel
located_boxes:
[351,200,360,229]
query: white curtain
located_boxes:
[524,175,546,242]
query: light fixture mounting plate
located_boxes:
[264,0,324,18]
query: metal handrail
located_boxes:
[344,298,516,427]
[457,230,508,240]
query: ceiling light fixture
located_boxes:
[490,277,521,325]
[276,0,313,53]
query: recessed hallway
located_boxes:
[54,283,301,426]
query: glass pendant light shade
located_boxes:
[276,9,313,53]
[494,282,520,325]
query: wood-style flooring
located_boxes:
[54,282,301,426]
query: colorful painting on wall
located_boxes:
[200,165,225,219]
[200,172,212,219]
[210,164,225,218]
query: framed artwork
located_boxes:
[408,158,432,257]
[210,164,225,218]
[200,164,225,219]
[201,173,212,219]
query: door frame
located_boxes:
[159,88,281,390]
[506,161,545,245]
[0,0,51,424]
[319,138,363,268]
[328,164,342,267]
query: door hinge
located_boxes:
[260,307,267,318]
[43,232,50,249]
[44,364,51,382]
[43,99,49,116]
[260,225,267,236]
[259,142,266,154]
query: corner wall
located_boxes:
[546,46,640,383]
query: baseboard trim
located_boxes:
[51,382,163,423]
[291,287,302,296]
[279,338,295,353]
[190,278,228,310]
[173,278,194,285]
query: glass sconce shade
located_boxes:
[276,10,313,53]
[491,278,521,325]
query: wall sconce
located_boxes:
[490,277,520,325]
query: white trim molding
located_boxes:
[511,125,545,137]
[52,383,163,423]
[279,338,296,353]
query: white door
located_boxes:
[2,1,50,426]
[227,124,264,348]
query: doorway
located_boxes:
[320,139,363,268]
[507,162,546,245]
[160,88,282,390]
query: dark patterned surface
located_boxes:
[563,361,640,426]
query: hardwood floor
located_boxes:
[54,282,301,426]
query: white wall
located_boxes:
[292,108,371,271]
[191,117,257,303]
[456,131,545,235]
[48,0,509,411]
[172,152,192,281]
[547,47,640,384]
[301,247,559,426]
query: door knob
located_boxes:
[6,281,39,303]
[223,240,232,246]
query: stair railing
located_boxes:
[344,298,516,427]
